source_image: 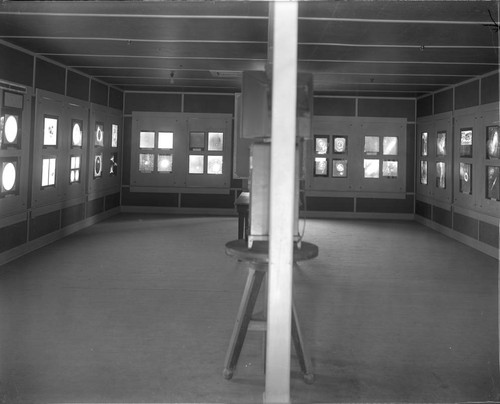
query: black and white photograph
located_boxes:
[0,2,498,404]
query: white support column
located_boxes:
[264,2,298,404]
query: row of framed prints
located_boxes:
[32,90,122,209]
[420,125,499,159]
[417,106,500,217]
[42,116,119,149]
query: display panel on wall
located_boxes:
[130,112,232,192]
[416,114,452,204]
[479,105,500,213]
[88,103,122,196]
[307,116,406,195]
[0,89,30,216]
[452,106,500,215]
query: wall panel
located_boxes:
[35,59,65,95]
[0,43,34,87]
[0,220,27,253]
[67,71,90,101]
[455,80,480,110]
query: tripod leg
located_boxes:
[223,263,266,379]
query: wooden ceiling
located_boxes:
[0,1,498,98]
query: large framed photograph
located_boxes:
[43,115,58,147]
[420,132,428,157]
[420,160,428,185]
[486,166,499,200]
[486,125,499,159]
[436,131,446,156]
[436,162,446,189]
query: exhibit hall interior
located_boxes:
[0,1,498,403]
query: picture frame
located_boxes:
[71,119,83,148]
[43,115,58,147]
[486,125,499,159]
[95,122,104,147]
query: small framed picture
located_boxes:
[95,122,104,147]
[420,132,428,157]
[43,115,58,147]
[71,119,83,148]
[314,136,329,155]
[459,128,473,158]
[1,109,21,148]
[314,157,328,176]
[111,124,118,148]
[189,132,205,151]
[94,154,103,178]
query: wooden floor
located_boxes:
[0,214,498,403]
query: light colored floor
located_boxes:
[0,214,498,403]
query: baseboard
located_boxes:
[120,205,237,216]
[415,215,499,260]
[301,211,415,220]
[0,207,121,268]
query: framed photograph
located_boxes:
[111,124,119,148]
[71,119,83,148]
[139,153,154,173]
[189,132,205,151]
[364,136,380,156]
[382,160,398,178]
[69,156,80,183]
[314,136,329,154]
[363,158,379,178]
[420,132,428,157]
[41,157,56,187]
[94,154,103,178]
[420,160,428,185]
[332,159,347,177]
[43,115,58,147]
[207,155,223,175]
[383,137,398,156]
[1,109,21,148]
[486,166,499,200]
[158,132,173,149]
[208,132,223,151]
[436,131,446,156]
[95,122,104,147]
[139,131,155,149]
[459,162,472,194]
[110,152,118,176]
[0,157,18,194]
[486,125,499,159]
[459,128,473,158]
[333,136,347,154]
[314,157,328,176]
[158,154,173,173]
[436,162,446,189]
[188,155,204,174]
